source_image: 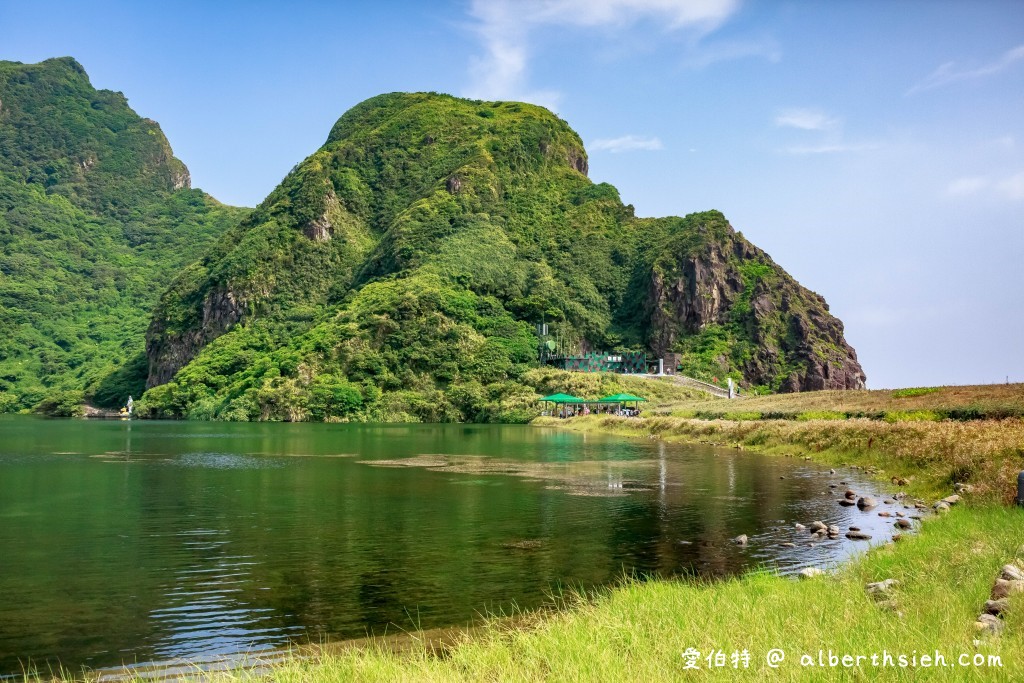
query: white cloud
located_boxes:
[947,176,989,197]
[996,172,1024,200]
[774,106,877,155]
[679,35,781,69]
[775,108,839,131]
[944,172,1024,200]
[590,134,664,152]
[782,142,878,155]
[464,0,741,105]
[907,44,1024,95]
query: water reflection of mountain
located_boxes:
[0,419,893,676]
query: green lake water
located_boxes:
[0,416,898,676]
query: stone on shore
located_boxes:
[975,613,1004,635]
[733,534,748,546]
[866,579,899,596]
[799,568,824,579]
[1000,564,1024,582]
[846,530,872,540]
[857,496,877,509]
[990,578,1024,600]
[985,599,1009,616]
[895,519,912,529]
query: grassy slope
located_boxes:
[548,383,1024,503]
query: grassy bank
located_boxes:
[119,506,1021,682]
[653,383,1024,422]
[541,413,1024,504]
[39,384,1024,682]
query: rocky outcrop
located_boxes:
[647,236,746,352]
[567,149,588,175]
[145,284,251,387]
[643,213,865,392]
[171,167,191,191]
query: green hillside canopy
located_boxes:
[540,393,585,403]
[598,393,647,403]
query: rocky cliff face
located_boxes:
[640,212,865,390]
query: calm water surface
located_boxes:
[0,416,899,676]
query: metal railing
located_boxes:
[666,374,732,399]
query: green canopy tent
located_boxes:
[597,392,647,414]
[598,393,647,403]
[539,393,585,403]
[539,393,586,417]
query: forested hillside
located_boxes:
[139,93,864,422]
[0,58,246,412]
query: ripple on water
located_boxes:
[173,452,285,470]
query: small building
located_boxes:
[662,352,682,375]
[545,351,647,374]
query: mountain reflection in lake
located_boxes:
[0,417,899,676]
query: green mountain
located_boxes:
[140,92,865,422]
[0,57,246,413]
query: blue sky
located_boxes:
[3,0,1022,388]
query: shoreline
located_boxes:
[26,407,1024,681]
[143,505,1024,682]
[537,413,1024,505]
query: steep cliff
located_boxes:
[635,212,864,390]
[140,92,865,421]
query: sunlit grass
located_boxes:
[653,383,1024,422]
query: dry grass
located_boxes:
[545,415,1024,504]
[653,383,1024,421]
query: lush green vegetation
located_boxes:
[0,62,864,420]
[140,93,860,421]
[893,387,941,398]
[0,58,246,412]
